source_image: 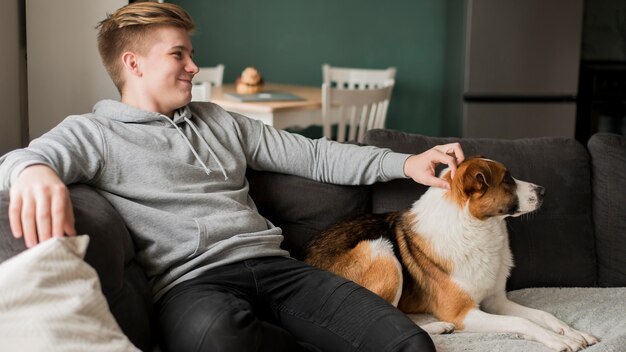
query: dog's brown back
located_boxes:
[305,212,407,303]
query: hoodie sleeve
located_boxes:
[230,112,411,185]
[0,115,105,190]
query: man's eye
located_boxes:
[172,52,182,58]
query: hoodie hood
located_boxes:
[93,99,192,126]
[93,99,228,180]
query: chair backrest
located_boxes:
[322,80,394,143]
[323,64,396,90]
[191,82,211,102]
[192,64,225,87]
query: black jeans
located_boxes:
[156,256,435,352]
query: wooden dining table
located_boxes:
[210,83,322,130]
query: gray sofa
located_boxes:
[0,131,624,351]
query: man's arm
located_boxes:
[9,165,76,248]
[0,115,104,247]
[231,112,465,188]
[231,113,407,184]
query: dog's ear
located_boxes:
[476,172,491,187]
[462,161,492,196]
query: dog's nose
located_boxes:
[534,185,545,199]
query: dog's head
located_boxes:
[443,156,544,220]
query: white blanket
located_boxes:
[412,287,626,352]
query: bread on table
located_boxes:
[235,67,264,94]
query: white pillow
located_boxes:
[0,236,140,352]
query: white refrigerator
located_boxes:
[462,0,584,139]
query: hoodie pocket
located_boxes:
[189,218,203,257]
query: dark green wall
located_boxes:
[172,0,462,137]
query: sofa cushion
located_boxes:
[588,133,626,287]
[0,185,153,351]
[364,129,597,290]
[0,236,139,352]
[247,169,370,260]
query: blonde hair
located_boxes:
[96,2,195,93]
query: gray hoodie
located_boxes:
[0,100,411,301]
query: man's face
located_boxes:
[136,26,198,115]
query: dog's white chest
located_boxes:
[447,221,512,302]
[411,188,514,303]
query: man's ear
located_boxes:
[121,51,142,77]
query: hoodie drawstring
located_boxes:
[163,116,229,181]
[184,117,228,181]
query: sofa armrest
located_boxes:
[588,133,626,287]
[0,184,153,351]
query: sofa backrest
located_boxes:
[363,129,597,290]
[247,170,370,260]
[588,133,626,287]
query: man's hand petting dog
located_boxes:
[404,142,465,189]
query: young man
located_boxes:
[0,3,464,351]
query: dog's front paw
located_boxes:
[421,321,455,335]
[579,331,599,347]
[560,327,599,348]
[546,320,599,348]
[539,312,599,348]
[542,330,594,352]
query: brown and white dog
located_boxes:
[305,157,598,351]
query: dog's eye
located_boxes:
[503,171,515,185]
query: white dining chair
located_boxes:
[191,64,224,102]
[322,64,396,90]
[191,82,211,102]
[322,79,395,143]
[321,64,396,140]
[192,64,225,86]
